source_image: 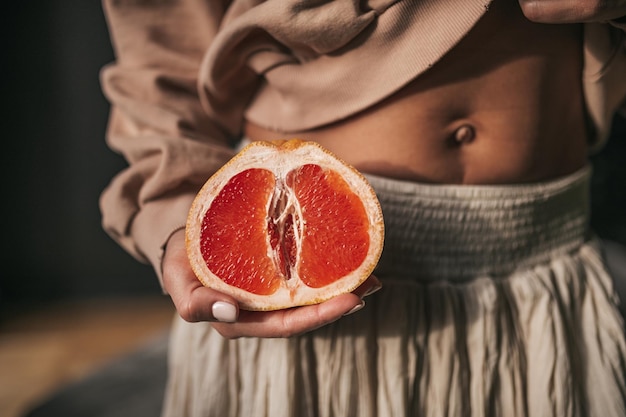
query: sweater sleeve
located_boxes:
[583,19,626,152]
[99,0,238,287]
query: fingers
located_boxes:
[212,276,383,339]
[162,229,240,323]
[352,274,383,298]
[178,285,240,323]
[163,229,384,338]
[518,0,626,23]
[212,292,363,339]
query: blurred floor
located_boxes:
[0,295,175,417]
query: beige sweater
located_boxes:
[99,0,626,284]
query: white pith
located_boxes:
[267,177,303,284]
[186,141,384,311]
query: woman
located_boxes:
[100,0,626,415]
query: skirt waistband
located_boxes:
[366,166,592,281]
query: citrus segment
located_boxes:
[200,168,281,295]
[288,164,370,288]
[186,139,384,311]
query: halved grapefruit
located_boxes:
[186,139,384,311]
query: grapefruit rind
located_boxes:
[186,139,384,311]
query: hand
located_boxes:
[518,0,626,23]
[161,229,382,339]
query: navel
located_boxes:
[452,124,475,145]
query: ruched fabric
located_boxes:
[163,166,626,417]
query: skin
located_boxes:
[518,0,626,23]
[163,0,626,338]
[163,229,380,338]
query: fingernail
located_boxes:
[363,282,382,298]
[212,301,237,323]
[343,300,365,316]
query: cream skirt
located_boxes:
[162,165,626,417]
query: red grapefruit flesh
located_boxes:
[186,139,384,311]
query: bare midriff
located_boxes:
[245,0,589,185]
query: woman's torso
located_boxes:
[245,0,589,185]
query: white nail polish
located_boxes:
[363,282,382,297]
[343,300,365,316]
[212,301,237,322]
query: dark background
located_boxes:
[1,1,158,310]
[1,1,625,311]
